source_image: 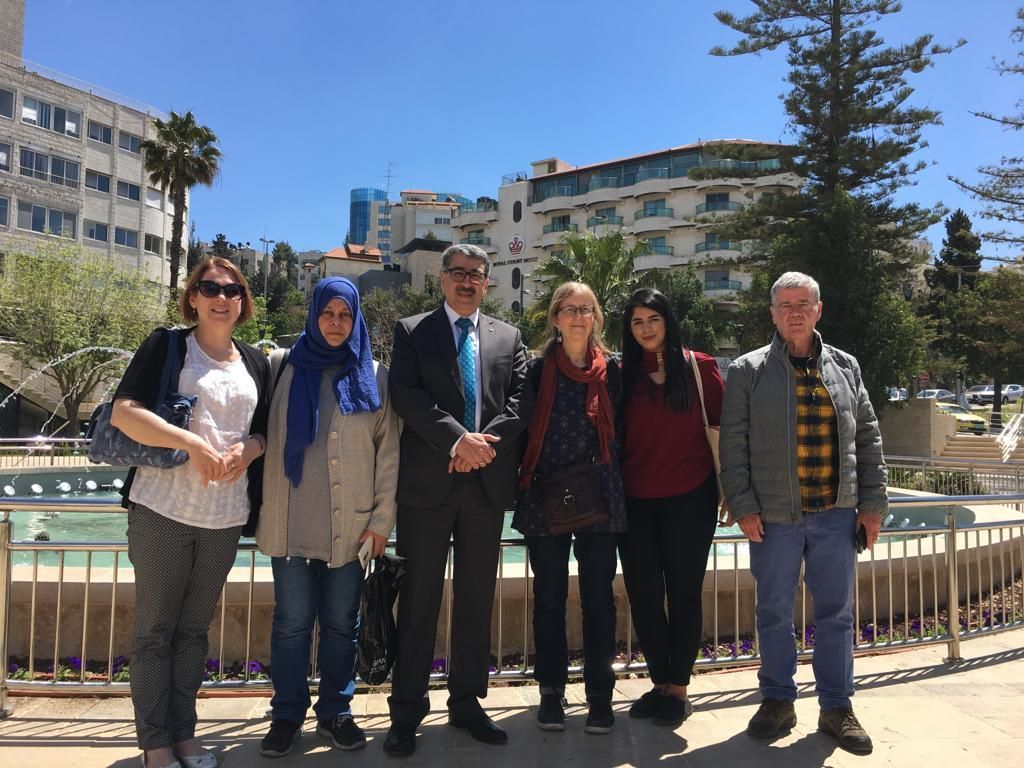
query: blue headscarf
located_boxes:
[283,276,381,486]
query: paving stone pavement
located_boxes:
[1,631,1022,767]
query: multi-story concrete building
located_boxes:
[0,1,184,288]
[381,189,469,255]
[451,140,800,314]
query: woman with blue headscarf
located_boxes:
[256,276,399,756]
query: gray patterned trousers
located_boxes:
[127,503,242,750]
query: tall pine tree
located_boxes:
[710,0,962,408]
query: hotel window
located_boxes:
[17,201,77,238]
[115,226,139,248]
[21,96,81,138]
[86,169,111,193]
[145,186,163,208]
[118,131,142,154]
[0,196,8,227]
[0,87,12,119]
[705,192,730,210]
[643,199,667,215]
[117,180,141,201]
[0,141,9,172]
[144,234,162,255]
[88,120,112,144]
[84,220,108,242]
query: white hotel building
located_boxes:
[452,139,800,315]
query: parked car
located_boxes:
[965,385,990,404]
[936,403,988,435]
[967,384,1023,405]
[916,389,956,403]
[887,387,908,401]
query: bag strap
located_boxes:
[273,348,291,390]
[157,328,184,401]
[688,349,710,429]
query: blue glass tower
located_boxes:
[349,187,387,244]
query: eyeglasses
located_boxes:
[194,280,246,300]
[443,268,488,286]
[557,305,596,319]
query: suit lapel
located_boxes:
[478,314,498,416]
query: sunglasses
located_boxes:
[194,280,246,300]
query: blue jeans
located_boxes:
[269,557,363,723]
[526,532,618,701]
[749,508,856,710]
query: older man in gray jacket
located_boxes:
[720,271,886,755]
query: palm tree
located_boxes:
[141,111,222,299]
[530,229,650,348]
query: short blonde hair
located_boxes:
[180,257,255,326]
[543,281,609,356]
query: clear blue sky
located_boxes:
[23,0,1021,261]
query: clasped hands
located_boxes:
[448,432,500,474]
[186,434,261,486]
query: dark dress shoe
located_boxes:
[383,722,417,757]
[448,712,508,745]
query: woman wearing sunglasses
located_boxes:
[256,276,398,757]
[514,281,626,735]
[110,257,271,768]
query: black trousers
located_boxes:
[388,474,504,725]
[526,531,618,701]
[619,472,718,686]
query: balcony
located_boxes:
[542,222,578,235]
[583,177,623,206]
[634,252,681,271]
[633,208,679,235]
[460,235,492,246]
[454,202,499,227]
[648,244,674,255]
[636,168,669,182]
[695,240,742,254]
[704,279,743,292]
[530,185,578,214]
[631,167,671,197]
[586,215,624,228]
[695,200,744,215]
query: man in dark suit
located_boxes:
[384,244,531,756]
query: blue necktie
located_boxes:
[455,317,477,432]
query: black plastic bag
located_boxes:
[356,553,406,685]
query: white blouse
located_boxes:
[130,333,258,529]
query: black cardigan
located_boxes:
[113,326,272,536]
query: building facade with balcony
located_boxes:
[450,140,801,313]
[0,11,184,288]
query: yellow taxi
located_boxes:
[936,402,988,435]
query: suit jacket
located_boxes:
[389,305,532,510]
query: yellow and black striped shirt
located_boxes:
[790,353,839,512]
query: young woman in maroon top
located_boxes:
[619,288,724,727]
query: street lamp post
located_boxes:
[519,273,531,317]
[259,236,276,300]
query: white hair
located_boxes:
[771,271,820,304]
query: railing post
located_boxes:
[0,516,14,717]
[944,512,963,665]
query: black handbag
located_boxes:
[357,553,407,685]
[536,460,609,535]
[86,329,196,468]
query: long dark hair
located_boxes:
[621,288,690,411]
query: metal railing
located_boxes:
[0,439,92,469]
[696,200,743,214]
[634,208,674,221]
[1,491,1021,706]
[887,456,1024,499]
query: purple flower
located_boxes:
[8,663,19,674]
[247,660,263,674]
[205,659,220,673]
[66,656,82,671]
[430,658,447,674]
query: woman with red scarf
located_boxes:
[514,282,626,736]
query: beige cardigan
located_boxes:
[256,350,399,566]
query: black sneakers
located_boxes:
[818,707,873,755]
[746,698,797,739]
[259,719,302,758]
[584,698,615,734]
[653,695,693,727]
[537,693,567,731]
[629,689,668,719]
[316,715,366,751]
